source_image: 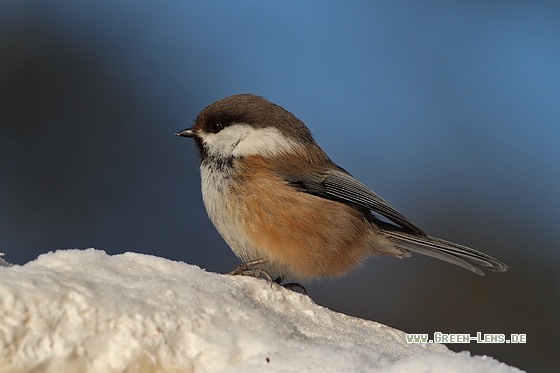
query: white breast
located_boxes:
[199,162,258,262]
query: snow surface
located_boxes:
[0,249,521,373]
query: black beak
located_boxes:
[176,128,196,138]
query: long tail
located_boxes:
[379,225,508,275]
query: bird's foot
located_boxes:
[227,258,273,283]
[226,260,307,295]
[274,276,307,295]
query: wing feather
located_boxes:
[280,166,508,275]
[284,167,426,235]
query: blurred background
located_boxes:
[1,1,558,371]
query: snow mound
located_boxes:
[0,249,521,372]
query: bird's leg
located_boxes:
[227,258,273,283]
[227,260,308,294]
[274,276,308,295]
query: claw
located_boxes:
[226,259,307,295]
[274,276,307,295]
[280,282,307,295]
[226,258,273,283]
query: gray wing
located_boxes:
[282,167,508,275]
[284,167,426,235]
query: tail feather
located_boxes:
[380,228,508,275]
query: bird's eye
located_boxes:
[210,122,224,133]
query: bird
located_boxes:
[176,93,507,283]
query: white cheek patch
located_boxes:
[231,126,296,157]
[201,124,296,158]
[200,126,246,157]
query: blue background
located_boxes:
[1,1,558,370]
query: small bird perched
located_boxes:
[177,94,507,282]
